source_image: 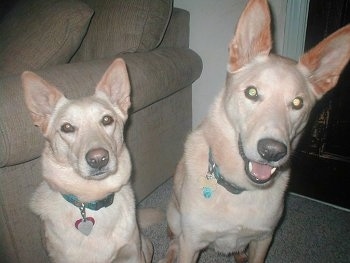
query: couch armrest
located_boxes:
[120,48,201,111]
[0,47,202,167]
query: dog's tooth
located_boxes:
[249,162,253,172]
[271,167,277,175]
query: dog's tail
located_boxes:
[137,208,165,229]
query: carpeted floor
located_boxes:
[138,178,350,263]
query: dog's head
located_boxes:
[22,58,130,180]
[224,0,350,185]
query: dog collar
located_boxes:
[62,193,115,211]
[208,149,246,195]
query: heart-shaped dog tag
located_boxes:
[75,217,95,236]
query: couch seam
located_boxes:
[137,0,173,51]
[0,123,9,168]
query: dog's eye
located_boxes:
[102,115,114,126]
[245,86,259,101]
[61,123,75,133]
[291,97,303,110]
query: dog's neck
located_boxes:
[62,193,115,211]
[208,149,246,195]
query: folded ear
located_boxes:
[21,71,64,133]
[298,25,350,97]
[95,58,131,119]
[228,0,272,72]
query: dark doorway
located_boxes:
[289,0,350,209]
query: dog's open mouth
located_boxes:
[238,137,277,184]
[246,161,277,184]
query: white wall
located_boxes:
[174,0,288,127]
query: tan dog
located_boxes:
[23,58,153,263]
[160,0,350,262]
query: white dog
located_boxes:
[23,58,154,263]
[160,0,350,262]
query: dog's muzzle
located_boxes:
[238,136,287,184]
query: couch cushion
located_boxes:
[0,48,202,168]
[0,0,93,77]
[71,0,173,62]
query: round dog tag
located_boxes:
[75,217,95,236]
[199,174,217,199]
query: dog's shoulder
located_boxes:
[30,181,65,216]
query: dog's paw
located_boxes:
[233,251,248,263]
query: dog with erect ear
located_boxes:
[159,0,350,262]
[23,58,162,263]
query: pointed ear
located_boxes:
[21,71,64,133]
[95,58,131,119]
[299,25,350,97]
[228,0,272,72]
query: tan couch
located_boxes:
[0,0,202,262]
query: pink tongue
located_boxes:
[251,162,273,181]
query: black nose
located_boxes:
[258,138,287,162]
[85,148,109,169]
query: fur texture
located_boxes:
[160,0,350,262]
[23,59,153,263]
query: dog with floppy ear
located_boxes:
[160,0,350,262]
[23,58,154,263]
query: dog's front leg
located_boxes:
[247,236,272,263]
[158,238,179,263]
[114,244,146,263]
[177,233,201,263]
[160,234,200,263]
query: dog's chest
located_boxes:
[207,225,271,253]
[51,203,129,235]
[189,187,282,253]
[44,201,134,257]
[32,183,137,262]
[196,205,273,253]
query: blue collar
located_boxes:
[62,193,115,211]
[209,149,246,194]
